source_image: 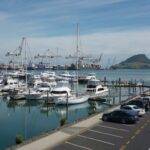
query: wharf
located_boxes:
[14,94,142,150]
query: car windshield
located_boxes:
[133,106,139,109]
[123,106,132,110]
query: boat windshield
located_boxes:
[51,91,68,94]
[87,85,97,88]
[98,88,104,91]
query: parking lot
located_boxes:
[53,112,150,150]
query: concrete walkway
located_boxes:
[16,95,141,150]
[16,106,120,150]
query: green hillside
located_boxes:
[110,54,150,69]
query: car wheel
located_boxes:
[121,119,126,124]
[102,116,108,121]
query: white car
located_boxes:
[121,105,145,116]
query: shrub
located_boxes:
[60,118,67,126]
[15,134,24,144]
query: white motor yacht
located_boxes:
[25,79,56,100]
[1,78,24,93]
[41,71,57,82]
[58,71,77,82]
[34,78,56,89]
[34,81,52,92]
[78,73,96,84]
[9,80,52,100]
[87,79,108,100]
[7,70,30,79]
[86,73,96,80]
[41,71,56,78]
[49,86,71,100]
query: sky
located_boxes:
[0,0,150,66]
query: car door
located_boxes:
[118,111,128,122]
[122,106,132,111]
[111,111,121,122]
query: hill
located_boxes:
[110,54,150,69]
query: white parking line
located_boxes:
[66,141,92,150]
[78,135,115,146]
[88,129,123,138]
[97,125,129,132]
[120,124,135,127]
[103,122,135,127]
[140,117,145,119]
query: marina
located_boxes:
[12,90,150,150]
[0,69,150,149]
[0,1,150,149]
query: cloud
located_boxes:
[0,0,150,38]
[0,0,150,66]
[1,28,149,59]
[1,28,150,66]
[27,29,150,53]
[0,11,10,21]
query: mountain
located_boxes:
[110,54,150,69]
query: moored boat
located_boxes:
[25,89,43,100]
[55,94,89,105]
[87,79,108,100]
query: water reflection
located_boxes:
[0,86,148,150]
[55,102,90,117]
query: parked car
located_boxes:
[102,109,139,124]
[124,100,145,109]
[120,105,145,116]
[141,96,150,111]
[141,96,150,104]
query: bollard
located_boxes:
[47,91,49,103]
[66,92,69,122]
[139,86,142,94]
[104,76,107,86]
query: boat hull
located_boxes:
[25,93,43,100]
[55,95,89,105]
[88,89,108,100]
[10,94,25,100]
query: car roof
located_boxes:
[112,109,137,115]
[113,109,129,113]
[125,105,138,108]
[127,100,144,104]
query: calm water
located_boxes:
[0,69,150,150]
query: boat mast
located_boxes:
[24,38,28,87]
[20,37,25,70]
[76,23,79,70]
[76,23,79,96]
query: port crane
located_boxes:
[65,52,103,69]
[5,37,28,68]
[5,37,26,57]
[34,49,61,68]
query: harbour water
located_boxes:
[0,69,150,149]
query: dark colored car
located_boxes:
[102,109,139,124]
[124,100,145,109]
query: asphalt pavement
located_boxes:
[53,112,150,150]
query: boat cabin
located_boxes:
[87,79,105,93]
[50,87,71,97]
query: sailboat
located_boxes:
[9,37,29,100]
[55,24,89,105]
